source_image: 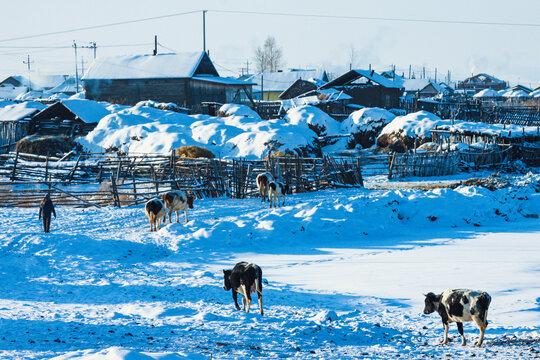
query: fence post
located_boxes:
[110,175,120,207]
[10,150,19,181]
[388,153,396,180]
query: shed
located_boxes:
[320,69,402,109]
[30,99,115,137]
[0,101,47,151]
[82,52,253,112]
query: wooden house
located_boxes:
[279,79,319,100]
[320,69,402,109]
[246,69,328,101]
[82,52,253,112]
[30,99,114,137]
[457,73,506,91]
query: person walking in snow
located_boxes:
[39,193,56,233]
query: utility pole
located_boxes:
[23,55,33,92]
[202,10,207,53]
[409,64,411,79]
[435,68,437,83]
[73,41,79,93]
[81,42,97,59]
[153,35,157,55]
[246,59,250,74]
[81,56,85,77]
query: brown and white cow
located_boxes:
[162,190,195,223]
[256,173,274,202]
[268,181,288,208]
[145,198,167,232]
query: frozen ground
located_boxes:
[0,173,539,359]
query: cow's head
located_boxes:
[222,269,232,291]
[187,194,195,209]
[423,292,441,314]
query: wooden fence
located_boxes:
[0,152,364,208]
[388,152,460,179]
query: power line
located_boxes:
[211,9,540,28]
[0,10,201,43]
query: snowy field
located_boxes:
[1,173,540,359]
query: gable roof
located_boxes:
[321,69,402,89]
[246,69,328,92]
[33,99,116,124]
[82,52,219,80]
[461,73,506,85]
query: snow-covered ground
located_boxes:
[1,173,540,359]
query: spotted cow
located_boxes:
[424,289,491,347]
[223,262,263,315]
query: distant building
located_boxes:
[320,69,402,109]
[457,73,506,92]
[246,69,329,101]
[279,79,321,100]
[82,52,253,112]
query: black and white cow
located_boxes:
[223,262,263,315]
[424,289,491,347]
[268,181,288,208]
[145,198,167,232]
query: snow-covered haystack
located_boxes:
[217,103,261,119]
[78,104,318,158]
[341,108,396,149]
[135,100,189,113]
[285,105,341,136]
[377,111,446,152]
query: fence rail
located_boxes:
[0,152,364,208]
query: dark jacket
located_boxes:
[39,194,56,219]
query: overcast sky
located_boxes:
[1,0,539,88]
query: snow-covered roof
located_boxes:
[83,52,218,80]
[0,101,47,121]
[402,79,430,92]
[322,70,402,90]
[247,69,328,92]
[530,89,540,98]
[33,99,118,124]
[502,89,531,98]
[192,75,253,86]
[473,89,501,98]
[60,99,117,123]
[49,76,77,94]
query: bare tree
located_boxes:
[254,36,284,72]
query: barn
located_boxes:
[457,73,507,92]
[82,52,253,112]
[320,70,402,109]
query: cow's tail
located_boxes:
[474,292,491,324]
[255,266,263,295]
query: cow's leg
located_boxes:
[184,209,188,223]
[241,294,246,311]
[269,194,272,208]
[149,218,154,232]
[440,322,449,345]
[257,291,263,315]
[282,195,285,206]
[457,322,466,346]
[244,286,252,313]
[472,316,486,347]
[232,290,241,311]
